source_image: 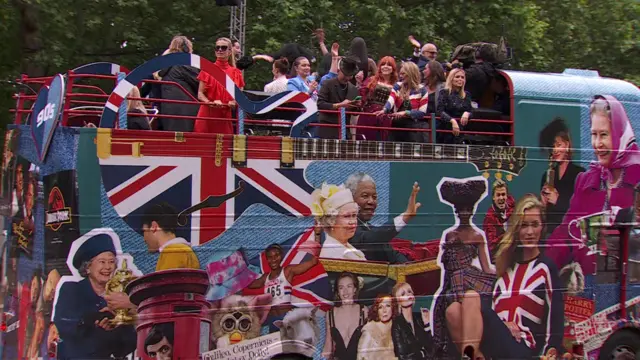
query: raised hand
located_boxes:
[402,182,421,223]
[331,42,340,58]
[408,35,421,49]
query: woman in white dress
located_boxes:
[356,294,397,360]
[312,183,365,261]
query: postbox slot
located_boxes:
[173,305,200,314]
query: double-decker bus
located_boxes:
[0,52,639,360]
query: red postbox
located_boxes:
[126,269,211,360]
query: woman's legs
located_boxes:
[445,301,463,347]
[445,290,485,359]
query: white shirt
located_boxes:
[320,233,366,261]
[361,215,407,232]
[264,76,288,93]
[158,237,191,253]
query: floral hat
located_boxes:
[311,183,355,218]
[205,249,259,301]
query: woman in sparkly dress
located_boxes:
[357,57,398,141]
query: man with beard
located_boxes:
[344,172,421,263]
[482,179,515,262]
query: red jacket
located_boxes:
[483,195,515,259]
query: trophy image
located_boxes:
[105,258,138,326]
[545,154,556,190]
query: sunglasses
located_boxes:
[215,45,229,52]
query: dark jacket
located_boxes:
[156,65,200,132]
[53,278,136,359]
[316,77,359,139]
[464,61,497,103]
[391,313,432,360]
[349,219,408,264]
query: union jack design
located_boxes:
[243,228,332,312]
[493,259,554,351]
[98,52,317,136]
[100,156,315,245]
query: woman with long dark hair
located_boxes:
[423,60,446,117]
[538,118,585,233]
[322,272,368,360]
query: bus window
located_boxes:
[630,225,640,284]
[596,228,621,285]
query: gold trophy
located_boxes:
[545,154,556,190]
[105,258,138,326]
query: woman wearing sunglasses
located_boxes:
[194,37,245,135]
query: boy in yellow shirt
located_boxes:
[141,203,200,271]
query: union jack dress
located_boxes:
[484,255,565,358]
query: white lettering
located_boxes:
[46,209,71,225]
[36,103,56,127]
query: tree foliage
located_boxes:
[0,0,638,128]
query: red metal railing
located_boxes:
[11,72,515,145]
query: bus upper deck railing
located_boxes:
[10,72,514,145]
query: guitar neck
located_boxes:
[291,138,469,162]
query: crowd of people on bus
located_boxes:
[113,32,511,145]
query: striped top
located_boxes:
[382,83,429,121]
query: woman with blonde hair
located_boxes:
[125,86,151,130]
[460,196,565,360]
[436,67,473,144]
[313,183,362,261]
[390,282,432,360]
[154,35,200,132]
[194,37,245,135]
[375,61,428,143]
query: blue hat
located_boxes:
[72,233,117,270]
[205,249,259,301]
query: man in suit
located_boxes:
[316,56,361,139]
[345,172,421,263]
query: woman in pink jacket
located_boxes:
[545,95,640,287]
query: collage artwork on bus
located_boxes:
[0,51,639,360]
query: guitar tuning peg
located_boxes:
[483,171,490,179]
[506,174,513,182]
[495,172,503,180]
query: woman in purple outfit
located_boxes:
[545,95,640,288]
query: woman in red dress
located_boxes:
[195,37,245,135]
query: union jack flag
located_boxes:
[242,228,333,312]
[493,258,555,352]
[100,155,314,245]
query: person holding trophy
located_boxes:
[545,95,640,290]
[539,118,585,233]
[53,233,137,359]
